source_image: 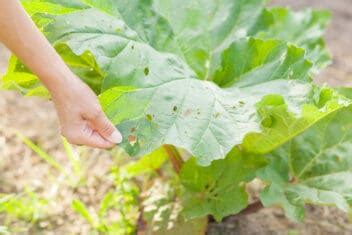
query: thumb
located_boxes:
[89,112,122,144]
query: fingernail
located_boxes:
[107,130,123,144]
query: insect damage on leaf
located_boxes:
[183,109,192,117]
[128,135,137,146]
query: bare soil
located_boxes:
[1,0,352,234]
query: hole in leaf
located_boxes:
[128,135,137,146]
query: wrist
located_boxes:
[41,68,80,101]
[36,57,72,90]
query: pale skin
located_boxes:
[0,0,123,148]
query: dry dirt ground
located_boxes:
[1,0,352,234]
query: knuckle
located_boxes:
[100,122,114,135]
[90,108,103,120]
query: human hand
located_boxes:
[49,72,122,149]
[0,1,121,148]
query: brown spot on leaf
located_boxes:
[146,114,153,121]
[144,67,149,76]
[183,109,192,117]
[128,135,137,146]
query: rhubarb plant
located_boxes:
[2,0,352,227]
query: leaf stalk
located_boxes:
[163,145,184,173]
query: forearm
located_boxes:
[0,0,71,92]
[0,1,122,146]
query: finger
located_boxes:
[81,131,115,149]
[63,125,115,149]
[89,111,122,144]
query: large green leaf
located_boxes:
[258,104,352,221]
[180,148,267,221]
[99,38,333,165]
[2,0,341,166]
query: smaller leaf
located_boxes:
[72,199,98,227]
[258,104,352,221]
[1,56,49,98]
[242,87,350,154]
[125,148,168,177]
[180,148,267,221]
[141,178,207,235]
[98,191,114,218]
